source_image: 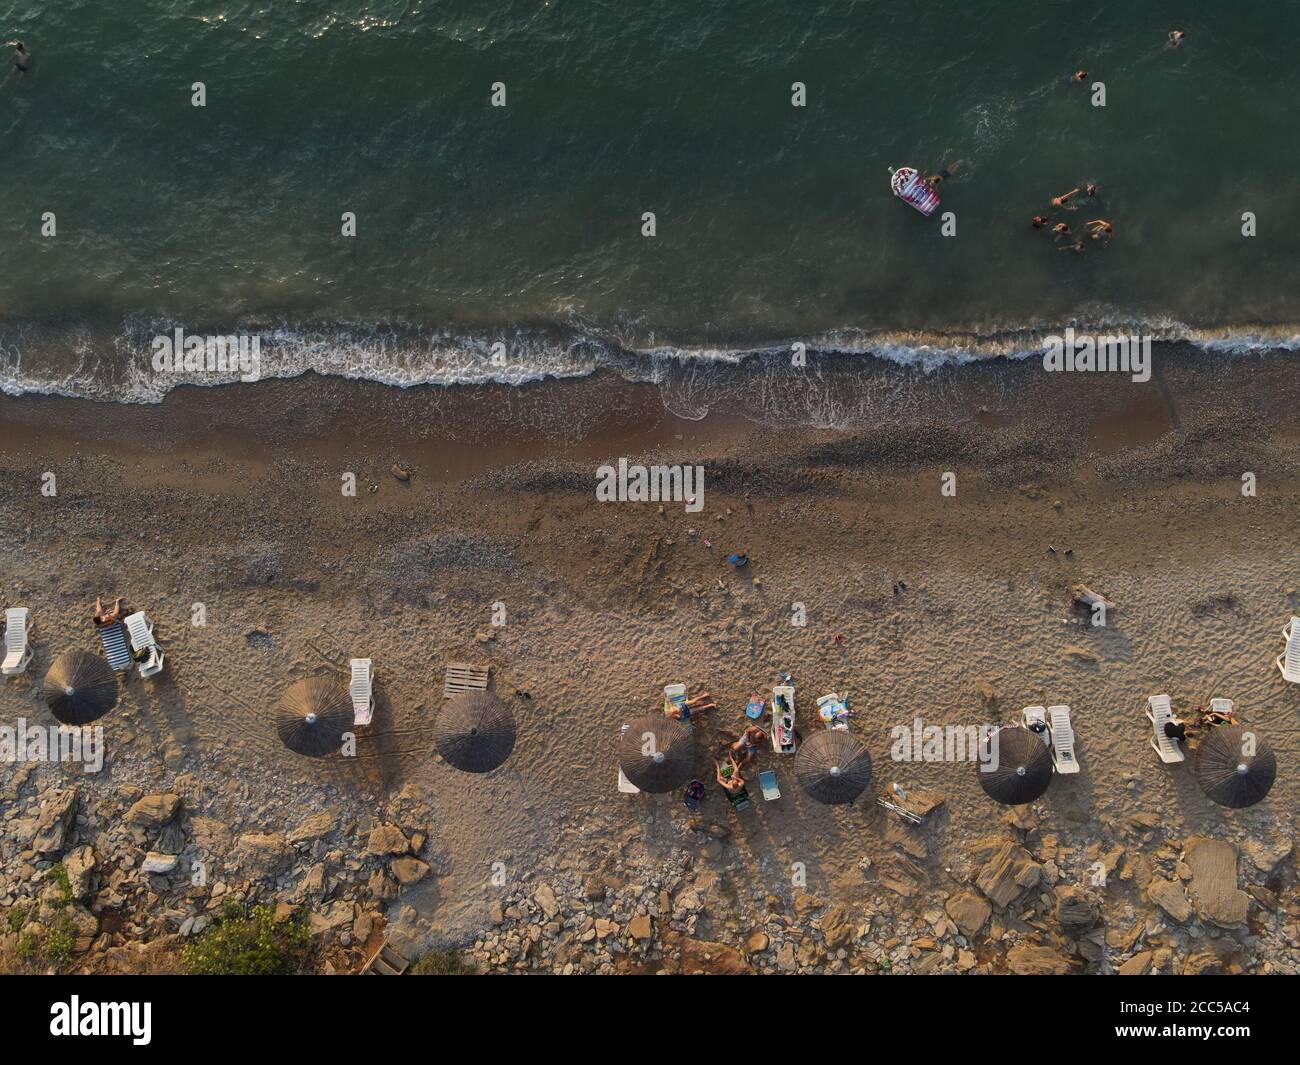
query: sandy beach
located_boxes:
[0,347,1296,974]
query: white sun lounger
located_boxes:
[1277,618,1300,683]
[350,658,374,725]
[97,621,133,673]
[1046,705,1080,774]
[1145,694,1184,764]
[771,685,796,753]
[1208,697,1234,717]
[124,611,165,678]
[1021,705,1049,745]
[617,723,640,793]
[2,607,33,676]
[663,683,687,716]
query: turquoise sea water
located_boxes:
[1,0,1297,400]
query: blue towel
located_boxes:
[98,622,132,672]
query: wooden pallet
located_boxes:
[362,942,410,976]
[443,661,489,698]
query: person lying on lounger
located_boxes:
[91,596,125,627]
[668,691,717,719]
[730,725,768,765]
[1164,715,1188,743]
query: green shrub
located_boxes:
[44,912,76,967]
[411,949,475,975]
[15,933,37,962]
[183,902,314,975]
[6,907,27,933]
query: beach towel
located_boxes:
[97,621,132,672]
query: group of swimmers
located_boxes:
[1069,28,1186,86]
[1031,184,1113,254]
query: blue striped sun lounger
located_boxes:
[97,621,133,672]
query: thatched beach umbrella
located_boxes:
[976,726,1053,805]
[1194,725,1276,809]
[43,651,118,725]
[796,730,873,805]
[276,677,354,758]
[435,691,517,773]
[618,715,693,793]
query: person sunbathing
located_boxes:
[91,596,125,626]
[666,691,716,719]
[730,725,768,765]
[716,755,746,794]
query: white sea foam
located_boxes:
[0,317,1297,406]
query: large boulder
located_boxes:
[974,842,1043,909]
[366,824,410,856]
[945,891,992,937]
[31,789,79,855]
[235,833,292,878]
[1185,838,1249,928]
[1007,943,1076,975]
[125,793,182,829]
[1054,884,1102,931]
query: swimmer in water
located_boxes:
[1057,240,1086,255]
[1071,69,1088,84]
[1168,30,1186,48]
[1086,219,1114,243]
[1051,188,1081,209]
[925,160,961,190]
[12,40,31,72]
[1051,222,1072,241]
[1031,215,1049,229]
[1084,183,1099,198]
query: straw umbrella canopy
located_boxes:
[435,691,517,773]
[43,651,118,725]
[276,677,354,758]
[796,730,873,804]
[976,726,1053,805]
[1194,725,1276,809]
[618,715,693,793]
